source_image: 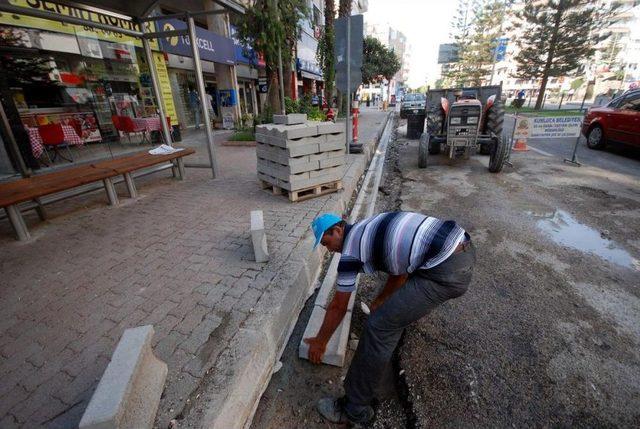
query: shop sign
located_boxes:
[0,0,158,49]
[152,52,179,126]
[230,25,265,67]
[258,77,268,93]
[158,19,235,66]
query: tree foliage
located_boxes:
[234,0,308,110]
[317,0,335,100]
[444,0,508,87]
[362,36,401,85]
[511,0,619,109]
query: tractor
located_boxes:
[418,85,509,173]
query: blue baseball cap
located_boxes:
[311,213,342,249]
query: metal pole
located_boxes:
[346,16,351,155]
[0,102,29,177]
[558,92,564,110]
[141,37,173,146]
[275,0,286,115]
[187,15,219,178]
[563,135,582,166]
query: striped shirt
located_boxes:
[336,211,466,293]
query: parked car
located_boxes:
[582,89,640,149]
[400,93,426,118]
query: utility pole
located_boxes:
[275,0,286,114]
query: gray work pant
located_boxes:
[343,241,476,422]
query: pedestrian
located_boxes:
[305,212,476,426]
[188,86,201,129]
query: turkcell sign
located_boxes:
[158,19,235,65]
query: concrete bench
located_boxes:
[79,325,167,429]
[0,148,194,241]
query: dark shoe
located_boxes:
[317,396,374,426]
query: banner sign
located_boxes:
[158,19,235,66]
[512,115,582,139]
[152,52,179,126]
[0,0,157,49]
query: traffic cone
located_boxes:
[512,138,529,151]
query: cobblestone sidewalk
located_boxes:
[0,108,390,428]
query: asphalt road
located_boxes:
[252,119,640,428]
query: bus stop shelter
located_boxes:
[0,0,246,180]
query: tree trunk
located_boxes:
[338,0,351,17]
[283,58,293,99]
[267,68,281,113]
[534,3,564,110]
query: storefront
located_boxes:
[231,25,264,118]
[296,30,323,100]
[0,3,178,167]
[159,18,236,129]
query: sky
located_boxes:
[363,0,459,88]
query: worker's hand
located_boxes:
[303,336,327,364]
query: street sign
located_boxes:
[438,43,459,64]
[335,14,363,93]
[513,115,582,140]
[258,77,268,93]
[494,37,508,62]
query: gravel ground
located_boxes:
[393,122,640,428]
[251,118,640,428]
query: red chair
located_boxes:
[38,123,73,163]
[118,116,149,144]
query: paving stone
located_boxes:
[0,110,391,428]
[273,113,307,125]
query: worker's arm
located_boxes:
[303,290,351,364]
[370,274,409,312]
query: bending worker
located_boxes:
[304,211,476,425]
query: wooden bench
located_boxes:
[0,148,195,241]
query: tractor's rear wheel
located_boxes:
[488,135,509,173]
[427,108,444,135]
[428,138,441,155]
[486,99,505,139]
[419,132,429,168]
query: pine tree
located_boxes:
[462,0,506,86]
[512,0,619,110]
[444,0,479,86]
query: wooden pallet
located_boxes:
[261,179,343,202]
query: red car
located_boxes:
[582,89,640,149]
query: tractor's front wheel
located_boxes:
[419,132,429,168]
[488,135,509,173]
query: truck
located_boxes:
[418,85,509,173]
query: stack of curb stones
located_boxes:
[256,114,346,202]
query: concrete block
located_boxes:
[250,210,269,263]
[266,134,325,150]
[257,157,320,175]
[308,165,344,179]
[273,114,307,125]
[320,137,346,152]
[255,133,269,144]
[257,160,311,182]
[79,325,167,429]
[316,122,344,135]
[319,155,346,169]
[299,293,356,367]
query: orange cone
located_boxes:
[512,138,529,151]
